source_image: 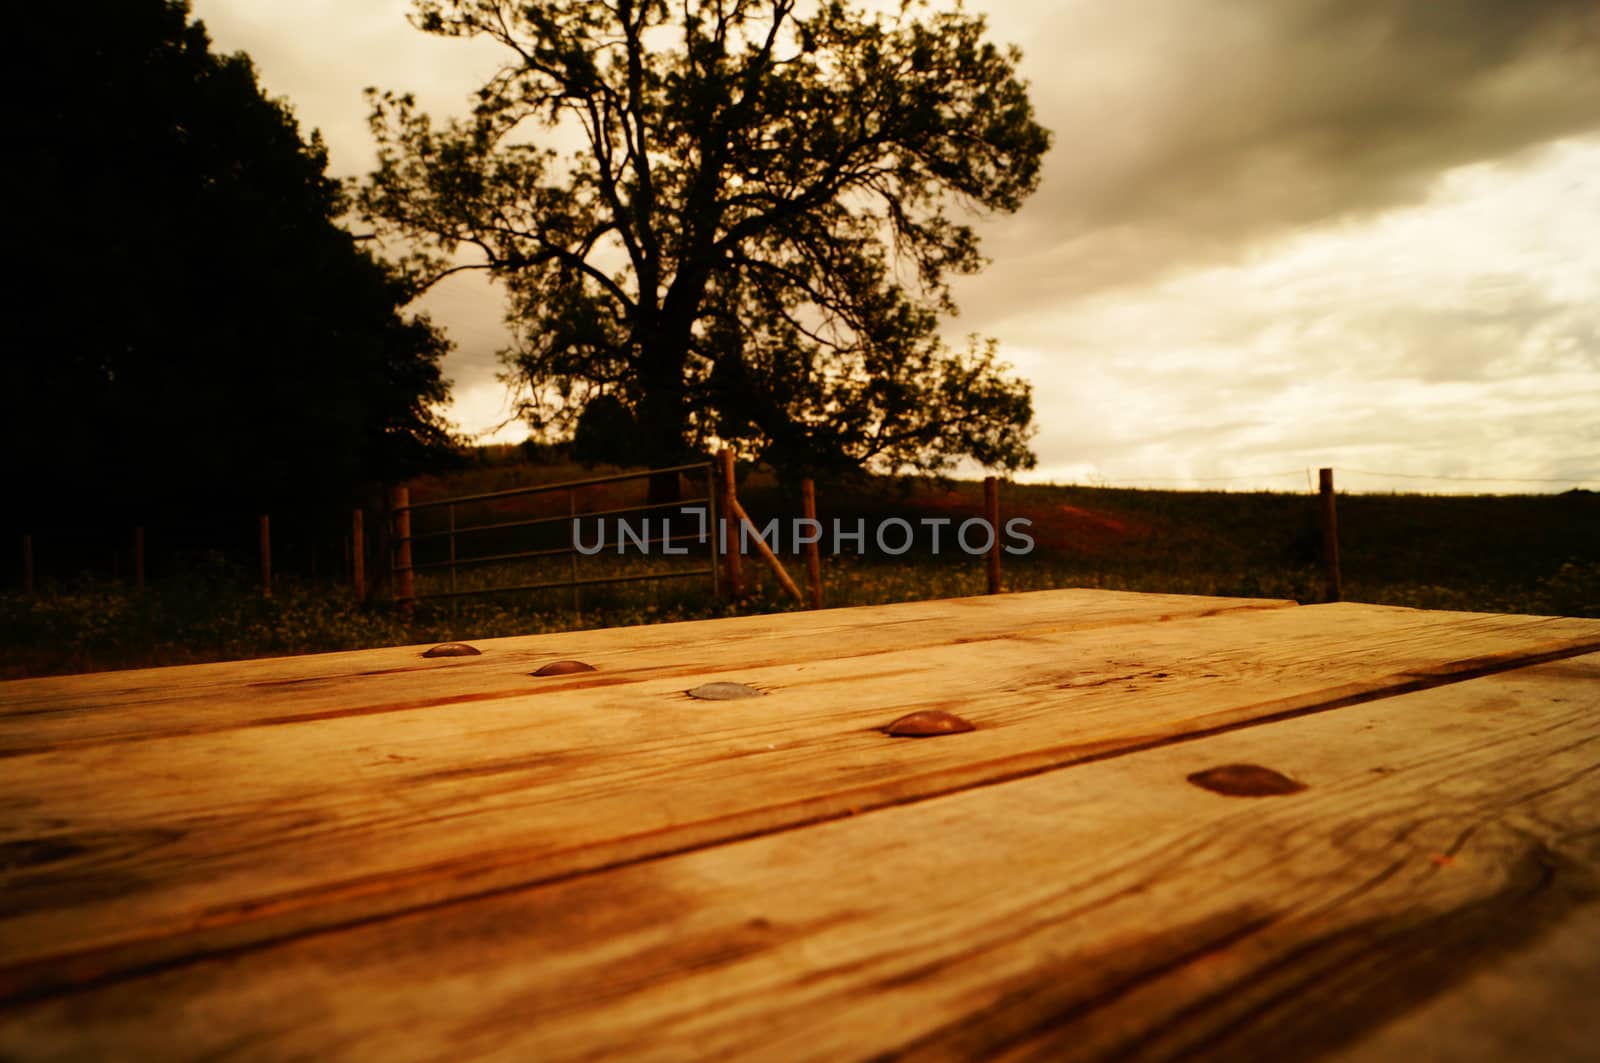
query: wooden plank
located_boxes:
[2,603,1597,1001]
[1324,902,1600,1063]
[0,589,1292,754]
[3,654,1596,1060]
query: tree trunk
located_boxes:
[638,333,693,504]
[637,268,721,503]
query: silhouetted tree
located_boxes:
[361,0,1049,498]
[3,0,458,535]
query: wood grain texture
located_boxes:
[0,589,1291,755]
[1323,900,1600,1063]
[2,600,1598,1002]
[2,654,1596,1061]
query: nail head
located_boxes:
[885,710,976,737]
[422,643,481,658]
[533,659,597,676]
[1187,763,1307,797]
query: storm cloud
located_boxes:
[961,0,1600,324]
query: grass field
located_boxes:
[3,456,1596,678]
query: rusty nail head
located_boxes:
[533,659,597,676]
[423,643,481,658]
[1186,763,1307,797]
[885,710,975,737]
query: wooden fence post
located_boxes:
[801,478,823,610]
[984,476,1002,595]
[719,450,744,600]
[729,495,805,605]
[134,527,145,591]
[259,515,272,598]
[390,485,415,615]
[351,508,366,603]
[1319,467,1342,603]
[21,534,33,595]
[567,486,581,621]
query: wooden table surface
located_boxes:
[3,588,1600,1061]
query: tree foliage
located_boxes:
[361,0,1049,486]
[3,0,458,527]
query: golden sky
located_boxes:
[190,0,1600,492]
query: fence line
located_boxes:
[1045,467,1593,490]
[23,462,1545,607]
[12,512,375,598]
[385,455,1009,613]
[1338,468,1593,485]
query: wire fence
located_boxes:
[1034,467,1595,492]
[389,462,720,615]
[9,463,1593,599]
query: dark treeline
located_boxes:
[2,0,459,578]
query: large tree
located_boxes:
[362,0,1049,495]
[3,0,457,531]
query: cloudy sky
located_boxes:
[190,0,1600,493]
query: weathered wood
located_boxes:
[2,600,1597,1000]
[730,496,805,604]
[985,475,1001,594]
[0,589,1292,748]
[801,478,822,610]
[1320,467,1342,602]
[718,449,743,599]
[1324,901,1600,1063]
[4,654,1596,1060]
[390,486,414,611]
